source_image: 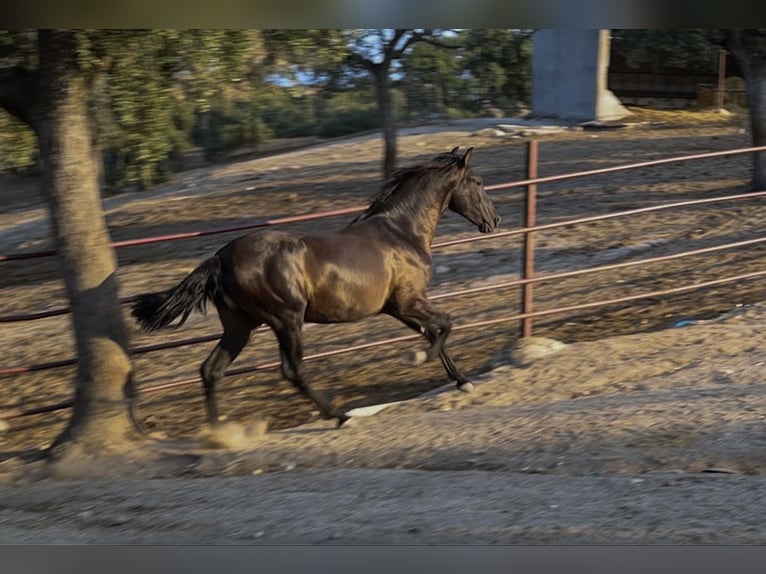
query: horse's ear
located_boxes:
[460,147,474,168]
[450,146,460,154]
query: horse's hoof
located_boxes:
[407,350,429,366]
[457,381,474,393]
[336,414,351,428]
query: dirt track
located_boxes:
[3,300,766,543]
[2,109,766,543]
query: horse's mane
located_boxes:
[351,148,466,223]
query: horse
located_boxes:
[131,146,500,428]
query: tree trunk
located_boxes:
[32,31,140,456]
[375,68,397,180]
[742,68,766,190]
[727,31,766,190]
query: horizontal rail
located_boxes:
[0,333,222,378]
[0,206,367,263]
[0,248,57,262]
[433,189,766,249]
[3,143,766,420]
[484,144,766,192]
[4,188,766,325]
[7,231,765,378]
[0,295,139,324]
[108,206,367,249]
[462,268,766,328]
[430,235,766,301]
[3,145,765,264]
[3,266,764,422]
[0,307,71,323]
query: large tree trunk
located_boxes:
[727,30,766,190]
[742,68,766,190]
[375,68,397,180]
[32,31,140,456]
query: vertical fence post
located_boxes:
[716,48,727,111]
[521,139,538,338]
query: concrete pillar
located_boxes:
[531,29,629,122]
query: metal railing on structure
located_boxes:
[2,141,766,422]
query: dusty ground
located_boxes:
[2,108,766,543]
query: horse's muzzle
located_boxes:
[479,215,501,233]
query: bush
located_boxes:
[318,106,379,138]
[0,112,38,174]
[260,103,317,139]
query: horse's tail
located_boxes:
[131,256,222,333]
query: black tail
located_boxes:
[131,256,222,332]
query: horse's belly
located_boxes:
[304,283,386,323]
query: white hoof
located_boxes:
[408,350,429,366]
[457,382,475,393]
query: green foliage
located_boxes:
[401,29,532,118]
[259,97,317,140]
[0,29,540,192]
[92,30,264,190]
[402,41,464,117]
[611,29,724,71]
[461,29,533,113]
[197,97,282,161]
[196,102,253,161]
[0,30,37,67]
[261,29,347,82]
[316,91,379,137]
[0,111,36,172]
[98,32,179,191]
[0,30,39,172]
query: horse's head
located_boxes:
[446,147,500,234]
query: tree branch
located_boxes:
[384,29,409,68]
[346,51,377,75]
[413,35,460,50]
[389,30,459,62]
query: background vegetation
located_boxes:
[0,29,740,194]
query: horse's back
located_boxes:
[215,227,401,323]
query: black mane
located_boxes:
[351,150,465,223]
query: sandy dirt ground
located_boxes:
[2,109,766,543]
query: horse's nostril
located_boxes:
[495,215,501,225]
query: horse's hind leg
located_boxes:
[271,313,349,427]
[200,307,256,426]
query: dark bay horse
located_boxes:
[131,146,500,427]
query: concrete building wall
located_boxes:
[531,29,629,122]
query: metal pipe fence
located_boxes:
[2,141,765,422]
[3,144,765,265]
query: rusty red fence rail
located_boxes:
[4,264,766,422]
[2,141,766,421]
[4,187,766,325]
[4,223,766,381]
[4,188,766,378]
[0,206,368,263]
[3,144,766,265]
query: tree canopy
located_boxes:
[2,29,763,192]
[610,29,724,71]
[0,29,535,188]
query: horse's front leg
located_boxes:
[388,299,474,392]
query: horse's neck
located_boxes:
[388,179,452,250]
